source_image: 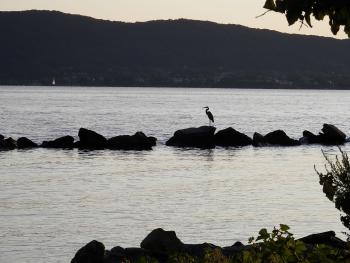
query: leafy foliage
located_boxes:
[263,0,350,37]
[316,148,350,239]
[240,224,349,263]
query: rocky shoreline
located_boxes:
[0,123,347,151]
[71,228,349,263]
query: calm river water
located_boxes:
[0,86,349,262]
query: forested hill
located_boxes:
[1,10,350,88]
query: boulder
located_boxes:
[264,130,300,146]
[0,134,4,140]
[223,242,250,257]
[166,126,216,149]
[108,132,157,150]
[319,124,346,145]
[41,135,74,148]
[17,137,38,149]
[299,231,347,249]
[140,228,184,254]
[0,137,17,150]
[104,246,126,263]
[78,128,107,149]
[252,132,268,147]
[214,127,252,147]
[300,130,321,144]
[71,240,105,263]
[184,243,219,258]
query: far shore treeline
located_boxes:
[1,10,350,89]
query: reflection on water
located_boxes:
[1,87,350,263]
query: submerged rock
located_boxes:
[107,132,156,150]
[17,137,38,149]
[264,130,300,146]
[71,240,105,263]
[166,126,216,149]
[214,127,252,147]
[41,135,74,148]
[78,128,107,149]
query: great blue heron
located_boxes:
[203,106,214,126]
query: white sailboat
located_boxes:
[52,78,56,86]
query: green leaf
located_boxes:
[286,9,301,25]
[331,23,340,35]
[294,240,307,255]
[279,224,290,232]
[263,0,276,10]
[305,13,312,27]
[313,9,325,21]
[257,228,269,241]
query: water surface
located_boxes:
[0,86,349,263]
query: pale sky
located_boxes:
[1,0,347,39]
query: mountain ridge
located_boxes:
[1,10,349,88]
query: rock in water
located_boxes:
[300,130,321,144]
[41,135,74,148]
[140,228,184,254]
[214,127,252,147]
[108,132,157,150]
[166,126,216,149]
[17,137,38,149]
[0,137,17,150]
[71,240,105,263]
[319,123,346,145]
[78,128,107,149]
[252,132,268,147]
[264,130,300,146]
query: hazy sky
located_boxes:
[1,0,346,39]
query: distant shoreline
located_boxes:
[1,85,349,91]
[2,11,350,91]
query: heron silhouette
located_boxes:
[203,106,214,126]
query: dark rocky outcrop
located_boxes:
[319,124,346,145]
[78,128,107,149]
[104,247,149,263]
[17,137,38,149]
[214,127,252,147]
[71,240,105,263]
[0,134,4,140]
[140,228,185,254]
[300,130,321,144]
[107,132,156,150]
[299,231,348,249]
[252,132,268,147]
[300,124,346,145]
[0,137,17,150]
[72,228,349,263]
[41,135,75,148]
[166,126,216,149]
[264,130,300,146]
[184,243,220,258]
